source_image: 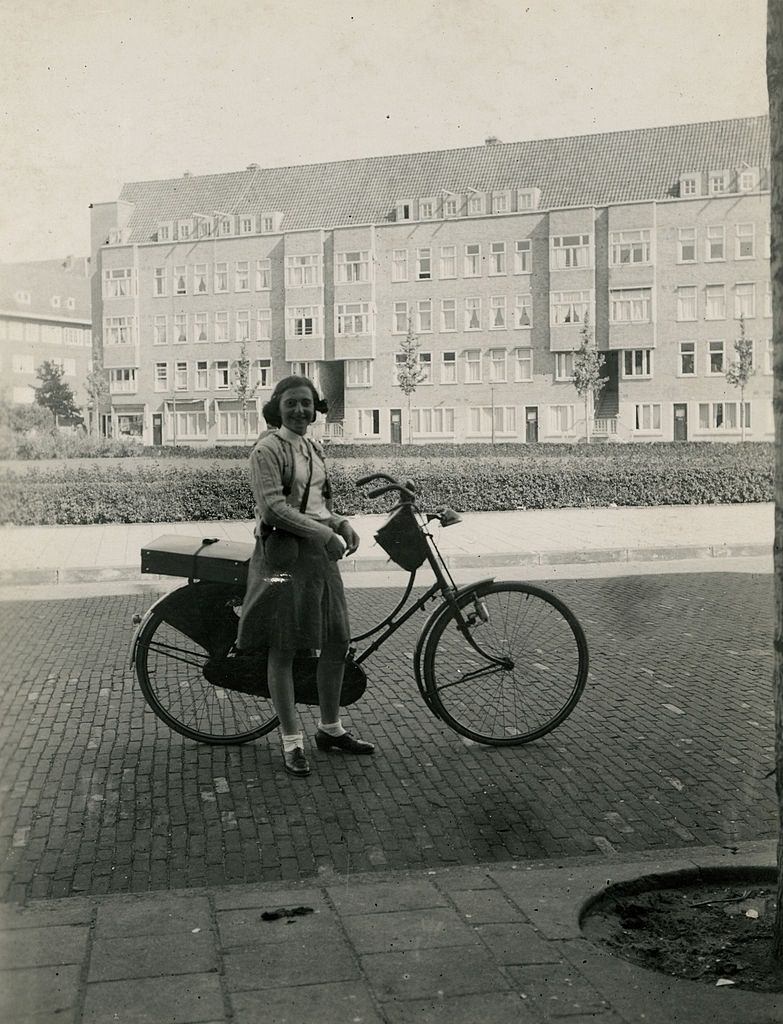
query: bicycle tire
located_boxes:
[135,583,279,744]
[422,581,588,746]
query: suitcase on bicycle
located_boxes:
[141,534,253,585]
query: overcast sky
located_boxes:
[0,0,768,265]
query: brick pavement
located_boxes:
[0,572,776,903]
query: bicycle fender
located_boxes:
[412,577,495,698]
[128,584,192,668]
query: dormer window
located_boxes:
[443,195,460,218]
[239,215,254,234]
[738,168,759,192]
[517,187,541,210]
[679,174,700,197]
[66,297,76,310]
[195,217,212,238]
[491,191,510,214]
[108,228,125,245]
[419,198,436,220]
[708,171,728,194]
[177,220,192,240]
[260,212,283,232]
[216,217,233,236]
[395,201,412,222]
[467,193,484,216]
[14,289,31,304]
[51,295,61,308]
[157,222,173,242]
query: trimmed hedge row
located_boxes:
[0,445,773,525]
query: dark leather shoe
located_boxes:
[314,730,375,754]
[283,747,311,777]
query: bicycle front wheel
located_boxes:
[422,582,588,746]
[135,583,279,744]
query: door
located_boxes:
[390,408,402,444]
[152,414,163,446]
[673,404,688,441]
[525,406,539,443]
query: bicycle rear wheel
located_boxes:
[135,583,278,744]
[422,581,588,746]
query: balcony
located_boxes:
[593,417,618,438]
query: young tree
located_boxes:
[571,313,606,443]
[34,360,81,427]
[725,316,756,441]
[231,343,260,444]
[84,368,109,437]
[396,318,426,444]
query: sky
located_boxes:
[0,0,769,265]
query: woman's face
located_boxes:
[279,385,314,435]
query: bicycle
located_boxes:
[131,472,589,747]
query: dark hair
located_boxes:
[262,375,328,427]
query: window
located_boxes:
[61,358,76,377]
[287,305,322,337]
[154,363,168,392]
[739,169,758,192]
[680,176,699,196]
[285,254,321,287]
[464,297,481,330]
[12,354,34,373]
[356,409,381,437]
[214,311,228,343]
[218,407,260,437]
[256,359,273,388]
[469,406,516,436]
[706,225,725,261]
[104,316,135,345]
[257,308,271,341]
[514,240,532,274]
[634,404,662,432]
[489,242,506,275]
[490,296,506,329]
[193,264,208,294]
[234,261,249,291]
[678,228,697,263]
[736,223,755,259]
[336,250,369,283]
[610,288,652,323]
[551,291,590,324]
[174,266,187,295]
[699,401,751,431]
[261,215,276,233]
[764,222,771,259]
[734,283,756,319]
[489,348,507,382]
[464,243,481,277]
[708,171,728,194]
[345,359,372,386]
[393,301,408,333]
[549,405,575,434]
[51,295,61,308]
[443,196,459,217]
[153,267,167,296]
[14,290,30,305]
[676,286,697,321]
[157,222,172,241]
[514,294,532,328]
[153,315,167,346]
[194,312,208,343]
[174,361,188,391]
[194,361,208,390]
[554,352,574,380]
[766,338,774,374]
[467,194,484,215]
[64,327,82,346]
[464,349,482,382]
[492,192,509,214]
[215,216,231,236]
[337,302,371,335]
[708,340,724,374]
[416,248,431,280]
[766,280,772,318]
[255,259,271,290]
[551,234,591,269]
[175,313,187,344]
[236,309,250,342]
[609,229,651,266]
[705,284,726,320]
[439,245,457,279]
[214,360,230,389]
[514,346,533,381]
[66,297,75,310]
[109,368,137,394]
[174,410,207,438]
[679,341,696,376]
[441,351,457,383]
[411,408,455,435]
[417,299,432,333]
[103,268,134,298]
[393,352,406,384]
[419,199,435,220]
[441,299,456,332]
[623,349,653,377]
[239,215,254,235]
[419,352,432,383]
[214,262,228,292]
[391,249,408,282]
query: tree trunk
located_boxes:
[768,0,783,962]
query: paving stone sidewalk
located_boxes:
[1,842,779,1024]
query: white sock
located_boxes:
[317,719,346,737]
[281,732,304,753]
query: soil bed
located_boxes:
[582,877,783,993]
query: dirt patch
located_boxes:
[582,878,783,993]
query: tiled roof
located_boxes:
[119,116,770,243]
[0,257,91,322]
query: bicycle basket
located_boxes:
[374,503,428,572]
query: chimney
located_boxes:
[247,163,260,171]
[183,170,192,178]
[484,136,501,146]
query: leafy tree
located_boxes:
[84,368,109,437]
[230,343,260,444]
[34,360,81,427]
[725,316,756,441]
[0,398,52,434]
[396,318,426,443]
[571,313,606,443]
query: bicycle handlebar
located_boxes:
[367,483,416,501]
[357,472,417,502]
[355,472,398,487]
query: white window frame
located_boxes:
[549,404,575,435]
[416,299,433,333]
[609,229,652,266]
[464,297,481,331]
[708,339,725,375]
[441,351,457,384]
[736,223,755,260]
[256,358,273,388]
[154,362,168,392]
[698,401,751,432]
[392,301,408,334]
[551,291,591,325]
[345,359,372,387]
[108,367,137,394]
[193,264,208,295]
[488,348,507,382]
[285,254,321,287]
[153,315,167,346]
[153,267,167,297]
[419,351,432,384]
[622,349,653,378]
[439,245,457,279]
[554,352,575,381]
[214,262,229,293]
[676,286,697,322]
[336,250,369,283]
[194,360,208,391]
[705,284,726,321]
[194,312,208,343]
[734,282,756,320]
[464,243,481,278]
[440,298,456,332]
[356,408,381,437]
[214,359,230,390]
[678,227,697,263]
[514,346,533,382]
[286,305,323,338]
[490,296,507,330]
[634,403,662,433]
[678,341,696,377]
[391,249,408,282]
[255,258,271,290]
[551,234,591,269]
[214,311,228,343]
[174,361,188,392]
[514,294,532,329]
[706,225,725,261]
[464,348,482,383]
[236,309,250,342]
[489,241,506,275]
[174,266,187,295]
[103,315,136,346]
[419,198,436,220]
[235,261,250,292]
[416,247,432,281]
[103,267,134,299]
[257,308,271,341]
[336,302,371,336]
[610,288,652,324]
[469,406,516,436]
[411,407,455,437]
[514,239,532,274]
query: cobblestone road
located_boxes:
[0,572,776,902]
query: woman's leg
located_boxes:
[315,642,348,724]
[266,647,299,737]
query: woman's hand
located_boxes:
[325,533,346,561]
[337,521,360,556]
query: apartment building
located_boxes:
[0,256,92,412]
[90,116,771,445]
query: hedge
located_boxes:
[0,444,773,525]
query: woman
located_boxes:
[237,375,374,777]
